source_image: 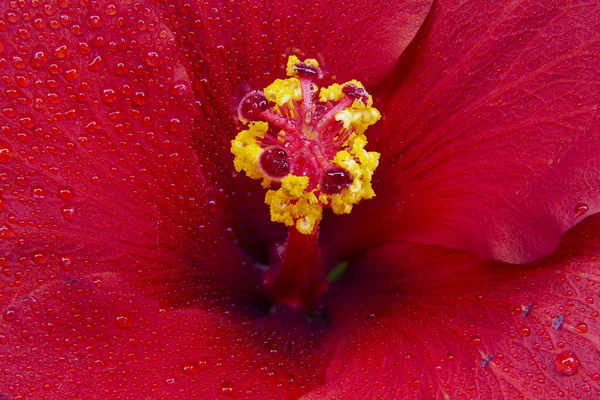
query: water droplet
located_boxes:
[165,377,176,386]
[58,187,75,201]
[144,50,162,67]
[575,203,589,216]
[85,121,99,133]
[30,50,48,69]
[0,141,13,163]
[101,87,118,103]
[219,381,235,397]
[470,336,481,346]
[169,81,189,96]
[555,351,581,376]
[519,326,531,337]
[88,55,104,71]
[575,322,589,333]
[64,65,80,82]
[59,256,73,271]
[132,91,147,105]
[60,206,77,221]
[114,313,132,328]
[105,3,118,16]
[30,186,45,199]
[259,147,290,178]
[32,252,48,265]
[87,15,103,28]
[182,363,199,375]
[322,168,353,194]
[3,307,18,321]
[53,44,69,59]
[0,226,15,239]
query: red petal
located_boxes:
[0,1,247,307]
[159,0,432,89]
[305,215,600,398]
[352,0,600,263]
[0,273,331,398]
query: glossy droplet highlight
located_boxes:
[322,168,353,195]
[3,307,18,321]
[219,381,235,397]
[259,147,290,178]
[182,363,199,375]
[60,206,77,221]
[575,322,589,333]
[58,187,75,201]
[59,256,73,271]
[32,252,48,265]
[555,351,581,376]
[575,203,589,216]
[114,313,132,328]
[0,141,13,163]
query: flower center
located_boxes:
[231,56,380,234]
[231,56,380,309]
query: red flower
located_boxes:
[0,0,599,399]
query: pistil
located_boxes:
[263,226,327,310]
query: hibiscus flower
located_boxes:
[1,0,599,398]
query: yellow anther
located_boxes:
[265,176,323,234]
[264,78,303,107]
[286,55,320,77]
[335,107,381,134]
[319,83,345,102]
[331,136,379,215]
[230,121,271,187]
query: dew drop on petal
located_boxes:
[198,359,210,370]
[58,187,75,201]
[53,44,69,59]
[220,381,235,397]
[60,206,77,221]
[32,252,48,265]
[114,313,132,328]
[3,307,18,321]
[182,363,199,375]
[519,326,531,337]
[0,141,13,163]
[0,226,14,239]
[165,377,176,386]
[101,87,118,103]
[575,322,589,333]
[59,256,73,271]
[30,186,45,199]
[88,55,104,71]
[575,203,589,216]
[555,351,581,376]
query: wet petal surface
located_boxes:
[306,215,600,399]
[340,0,600,264]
